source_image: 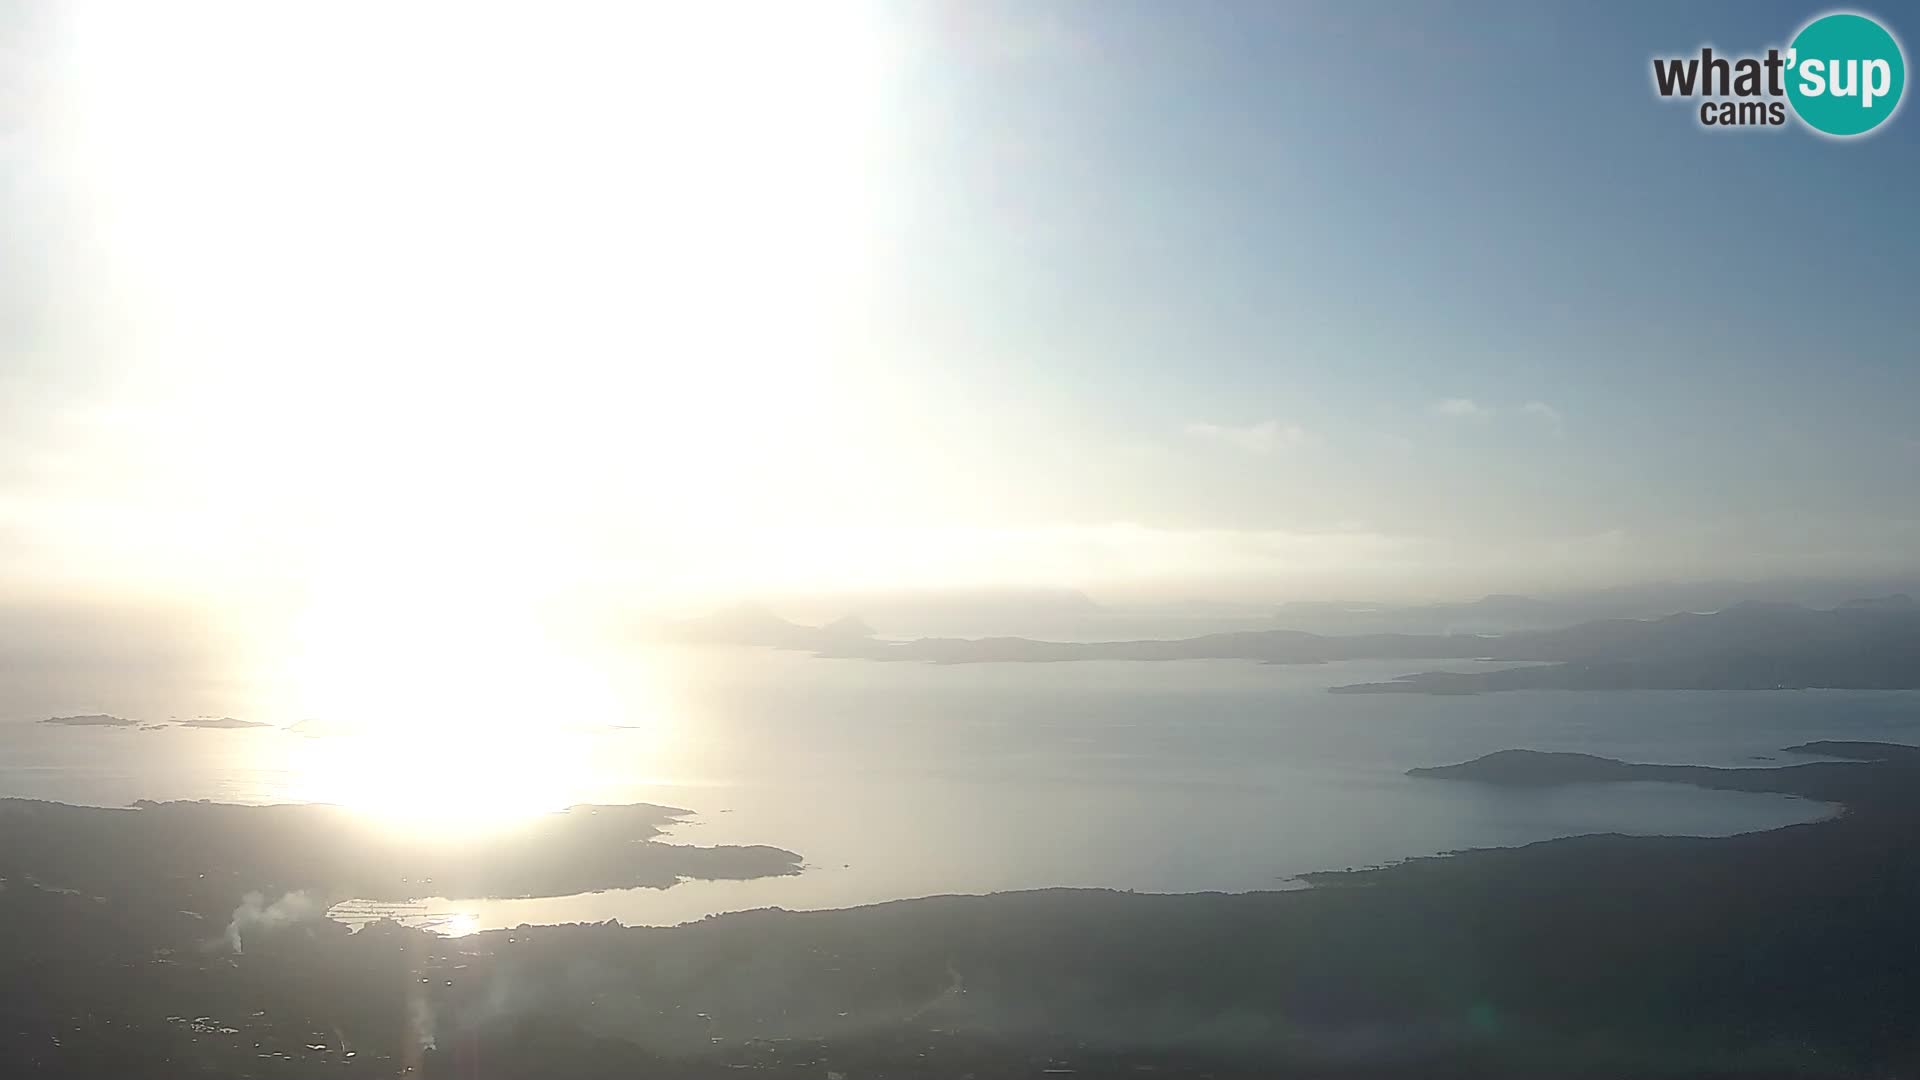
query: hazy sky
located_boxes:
[3,0,1918,614]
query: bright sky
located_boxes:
[5,0,1919,617]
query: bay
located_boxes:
[8,648,1914,931]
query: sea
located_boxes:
[5,641,1918,932]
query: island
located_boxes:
[41,713,137,727]
[177,716,274,729]
[663,597,1920,695]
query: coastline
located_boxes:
[8,742,1920,1075]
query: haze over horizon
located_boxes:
[5,0,1918,634]
[12,7,1920,1074]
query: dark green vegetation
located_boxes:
[7,744,1920,1076]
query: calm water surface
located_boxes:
[6,647,1916,930]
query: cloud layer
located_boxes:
[1184,420,1312,453]
[1432,398,1563,429]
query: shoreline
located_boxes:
[0,757,1842,935]
[8,742,1920,1075]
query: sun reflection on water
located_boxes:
[438,912,479,938]
[249,584,683,839]
[282,726,595,837]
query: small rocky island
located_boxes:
[177,716,275,729]
[41,713,137,727]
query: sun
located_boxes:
[40,1,906,829]
[253,549,671,838]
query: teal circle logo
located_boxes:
[1786,13,1906,136]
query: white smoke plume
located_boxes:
[408,993,438,1054]
[223,890,321,954]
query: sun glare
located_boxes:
[54,1,911,603]
[251,548,707,838]
[269,583,626,835]
[42,2,903,829]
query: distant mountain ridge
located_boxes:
[1332,596,1920,694]
[660,603,876,650]
[1271,592,1563,635]
[1268,582,1920,636]
[662,596,1920,694]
